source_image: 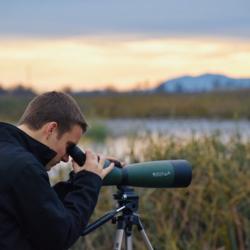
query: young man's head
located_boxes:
[18,91,88,170]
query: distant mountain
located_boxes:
[155,74,250,93]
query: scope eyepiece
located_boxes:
[67,145,86,166]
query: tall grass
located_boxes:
[74,90,250,119]
[71,133,250,250]
[1,90,250,121]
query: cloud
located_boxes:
[1,37,250,92]
[0,0,250,38]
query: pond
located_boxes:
[49,118,250,180]
[103,118,250,138]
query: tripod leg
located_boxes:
[113,229,124,250]
[139,229,154,250]
[125,225,133,250]
[125,234,133,250]
[113,218,125,250]
[138,218,154,250]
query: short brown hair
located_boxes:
[18,91,88,137]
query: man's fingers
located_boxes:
[102,162,114,177]
[72,159,77,169]
[72,159,82,173]
[121,161,126,167]
[73,150,117,178]
[106,156,125,168]
[98,154,105,168]
[106,156,116,161]
[86,149,98,161]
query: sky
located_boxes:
[0,0,250,92]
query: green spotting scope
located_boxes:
[68,145,192,188]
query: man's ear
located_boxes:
[44,122,58,139]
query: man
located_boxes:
[0,91,114,250]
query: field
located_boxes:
[71,133,250,250]
[75,90,250,119]
[1,90,250,121]
[1,90,250,249]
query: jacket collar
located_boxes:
[0,122,57,166]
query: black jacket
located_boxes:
[0,122,102,250]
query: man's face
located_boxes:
[45,124,83,170]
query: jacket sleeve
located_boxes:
[10,161,102,250]
[53,171,76,202]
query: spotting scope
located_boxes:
[68,145,192,188]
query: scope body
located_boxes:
[102,159,191,188]
[68,145,192,188]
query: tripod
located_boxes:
[82,186,154,250]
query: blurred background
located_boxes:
[1,1,250,249]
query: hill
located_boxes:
[155,73,250,93]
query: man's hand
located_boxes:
[105,156,126,168]
[72,149,114,179]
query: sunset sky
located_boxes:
[0,0,250,92]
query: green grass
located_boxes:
[1,90,250,121]
[71,133,250,250]
[74,90,250,119]
[0,95,33,122]
[85,122,109,142]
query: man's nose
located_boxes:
[62,154,69,162]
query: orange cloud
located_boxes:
[0,37,249,92]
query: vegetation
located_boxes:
[0,95,33,122]
[1,86,249,249]
[71,133,250,250]
[75,90,250,119]
[1,90,250,121]
[85,122,109,142]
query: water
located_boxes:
[49,118,250,180]
[103,118,250,139]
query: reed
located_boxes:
[72,133,250,250]
[1,90,250,120]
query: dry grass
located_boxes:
[1,90,250,121]
[71,133,250,250]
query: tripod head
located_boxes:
[114,186,139,214]
[81,186,139,236]
[82,185,154,249]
